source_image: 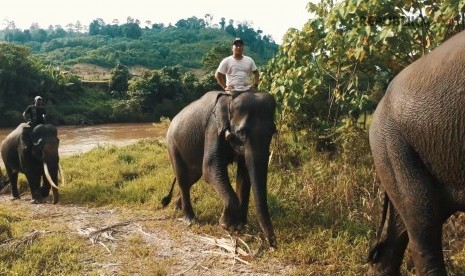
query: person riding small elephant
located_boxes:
[215,38,260,141]
[21,96,47,150]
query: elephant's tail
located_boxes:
[367,191,389,263]
[161,177,176,207]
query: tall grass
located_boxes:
[59,126,378,274]
[3,125,465,274]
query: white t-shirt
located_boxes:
[216,55,257,91]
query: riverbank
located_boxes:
[0,122,169,168]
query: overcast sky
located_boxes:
[0,0,312,44]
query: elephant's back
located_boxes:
[168,92,218,135]
[166,91,219,157]
[385,30,465,117]
[373,31,465,187]
[1,123,27,165]
[1,123,27,147]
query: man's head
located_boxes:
[232,37,244,46]
[232,38,244,57]
[34,96,42,105]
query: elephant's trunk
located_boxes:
[245,145,276,248]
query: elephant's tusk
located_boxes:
[58,163,65,186]
[43,162,59,190]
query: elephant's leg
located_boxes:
[171,149,200,223]
[25,171,43,204]
[236,156,251,225]
[6,169,20,200]
[203,140,240,230]
[40,174,51,197]
[368,194,409,275]
[394,157,447,274]
[374,139,448,275]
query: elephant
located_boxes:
[162,90,277,248]
[367,30,465,275]
[1,123,61,204]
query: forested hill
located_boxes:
[0,16,279,70]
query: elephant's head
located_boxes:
[31,124,61,203]
[226,91,277,247]
[228,92,277,153]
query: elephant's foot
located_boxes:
[10,196,20,201]
[52,189,59,204]
[40,187,51,197]
[219,214,243,232]
[30,198,43,204]
[177,215,196,226]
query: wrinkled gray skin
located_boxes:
[368,30,465,275]
[165,91,277,247]
[1,123,60,204]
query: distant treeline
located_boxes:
[0,16,279,69]
[0,41,226,127]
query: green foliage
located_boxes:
[1,17,278,70]
[127,65,213,119]
[109,62,132,95]
[201,43,231,72]
[261,0,465,136]
[0,43,42,120]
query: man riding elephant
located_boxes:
[215,37,260,141]
[21,96,47,151]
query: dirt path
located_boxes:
[0,193,292,275]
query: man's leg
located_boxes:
[216,96,233,141]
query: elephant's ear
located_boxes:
[214,93,232,116]
[20,130,32,148]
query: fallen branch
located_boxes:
[98,241,112,255]
[88,221,130,237]
[199,234,253,265]
[9,230,50,249]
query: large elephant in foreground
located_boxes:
[368,31,465,275]
[163,91,277,248]
[1,123,61,204]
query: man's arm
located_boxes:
[23,106,31,122]
[252,69,260,90]
[215,71,228,91]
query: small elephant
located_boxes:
[368,30,465,274]
[163,91,277,248]
[1,123,62,204]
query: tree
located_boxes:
[121,23,142,39]
[201,44,231,73]
[0,43,41,124]
[109,62,132,97]
[89,18,105,35]
[219,17,226,30]
[261,0,465,134]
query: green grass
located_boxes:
[2,127,465,275]
[0,208,89,275]
[60,138,174,207]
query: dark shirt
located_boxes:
[24,105,46,125]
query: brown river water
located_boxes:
[0,123,168,166]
